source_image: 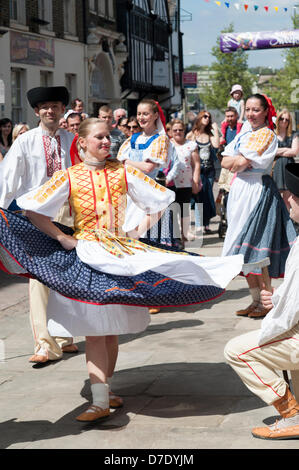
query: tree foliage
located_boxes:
[263,12,299,113]
[201,24,254,111]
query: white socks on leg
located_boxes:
[91,383,109,410]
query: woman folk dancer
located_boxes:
[117,99,181,314]
[0,118,243,423]
[221,94,297,318]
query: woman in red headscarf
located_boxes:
[117,99,181,314]
[221,94,297,319]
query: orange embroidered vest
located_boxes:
[67,161,127,240]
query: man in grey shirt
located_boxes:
[98,105,126,159]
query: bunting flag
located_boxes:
[203,1,295,13]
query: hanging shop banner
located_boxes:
[10,31,55,67]
[220,29,299,53]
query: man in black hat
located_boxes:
[0,86,77,364]
[224,162,299,440]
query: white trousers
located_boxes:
[29,203,74,359]
[29,279,73,359]
[224,323,299,405]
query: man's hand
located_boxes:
[260,289,274,311]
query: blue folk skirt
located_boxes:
[0,208,224,307]
[230,175,297,277]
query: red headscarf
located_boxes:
[70,134,83,166]
[154,101,167,133]
[263,94,276,131]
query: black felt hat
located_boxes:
[285,163,299,197]
[27,86,69,108]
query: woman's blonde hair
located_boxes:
[137,99,159,114]
[170,118,186,131]
[276,109,293,137]
[12,123,30,142]
[76,118,108,153]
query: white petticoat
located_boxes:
[47,291,150,337]
[222,172,263,256]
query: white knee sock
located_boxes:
[91,383,109,409]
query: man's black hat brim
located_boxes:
[285,163,299,197]
[27,86,69,108]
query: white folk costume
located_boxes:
[0,160,243,338]
[0,86,75,361]
[221,125,297,277]
[117,132,170,233]
[0,126,74,209]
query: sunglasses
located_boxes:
[128,125,139,129]
[172,128,184,132]
[279,117,289,122]
[202,115,210,119]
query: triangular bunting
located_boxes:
[225,2,230,8]
[274,6,278,12]
[254,5,258,11]
[234,3,240,10]
[264,6,269,12]
[244,4,248,11]
[215,1,221,5]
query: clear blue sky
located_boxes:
[181,0,299,69]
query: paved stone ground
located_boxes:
[0,215,298,450]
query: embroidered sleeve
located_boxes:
[147,134,169,165]
[17,170,70,219]
[117,137,132,161]
[244,128,275,155]
[125,165,175,213]
[239,128,277,169]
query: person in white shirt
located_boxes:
[224,163,299,440]
[0,86,77,364]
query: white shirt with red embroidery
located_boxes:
[0,126,74,209]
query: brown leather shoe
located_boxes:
[62,344,79,353]
[148,307,160,314]
[235,303,257,316]
[76,405,110,422]
[29,354,49,364]
[252,420,299,440]
[248,306,269,318]
[109,392,124,409]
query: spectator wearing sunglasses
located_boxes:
[127,116,142,135]
[186,110,219,234]
[272,109,299,212]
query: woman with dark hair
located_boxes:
[221,94,297,318]
[187,110,219,234]
[127,116,141,135]
[272,108,299,211]
[0,118,13,160]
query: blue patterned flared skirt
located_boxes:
[230,175,297,277]
[0,209,224,307]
